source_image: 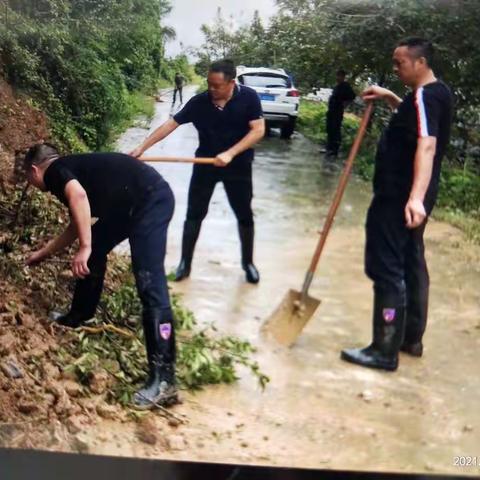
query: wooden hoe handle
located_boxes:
[139,156,216,164]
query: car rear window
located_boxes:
[239,74,292,89]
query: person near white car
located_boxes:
[322,69,356,157]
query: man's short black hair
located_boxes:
[397,37,434,67]
[208,59,236,82]
[24,143,59,168]
[337,69,347,77]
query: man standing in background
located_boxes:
[172,72,184,106]
[322,69,356,157]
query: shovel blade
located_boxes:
[261,289,321,347]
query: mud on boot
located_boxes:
[134,308,178,409]
[132,364,178,410]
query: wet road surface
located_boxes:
[106,86,480,475]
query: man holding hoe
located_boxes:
[130,59,265,284]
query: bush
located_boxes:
[437,167,480,216]
[296,100,328,144]
[297,100,378,178]
[0,1,192,151]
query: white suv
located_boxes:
[236,66,300,139]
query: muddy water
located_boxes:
[106,87,480,475]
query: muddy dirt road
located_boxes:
[89,86,480,476]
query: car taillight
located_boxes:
[287,89,300,97]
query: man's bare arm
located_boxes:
[130,119,179,158]
[362,86,402,110]
[65,180,91,249]
[65,180,92,278]
[215,119,266,166]
[405,136,437,228]
[26,223,78,266]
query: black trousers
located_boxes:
[326,107,344,155]
[70,180,176,362]
[173,86,183,104]
[365,196,429,344]
[186,163,254,227]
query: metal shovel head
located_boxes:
[261,289,321,347]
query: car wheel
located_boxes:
[280,117,296,139]
[264,123,273,137]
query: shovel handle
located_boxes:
[139,156,216,164]
[301,102,374,296]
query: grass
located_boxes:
[101,91,155,151]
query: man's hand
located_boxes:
[214,151,234,167]
[129,119,180,159]
[26,249,46,267]
[405,198,426,229]
[362,86,392,101]
[362,86,402,110]
[129,146,144,159]
[72,245,91,279]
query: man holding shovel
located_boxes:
[23,143,178,408]
[130,59,265,284]
[341,37,453,371]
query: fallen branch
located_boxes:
[133,392,187,424]
[79,324,136,339]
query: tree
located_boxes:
[0,0,188,149]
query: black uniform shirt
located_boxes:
[173,85,263,168]
[373,80,453,213]
[328,81,356,111]
[175,75,184,88]
[43,153,163,218]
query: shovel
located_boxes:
[139,156,216,164]
[261,102,374,347]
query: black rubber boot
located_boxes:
[238,224,260,284]
[400,342,423,357]
[49,310,91,328]
[401,279,428,358]
[52,264,106,327]
[341,290,405,371]
[175,220,202,281]
[133,309,178,409]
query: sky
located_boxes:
[164,0,277,58]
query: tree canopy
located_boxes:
[0,0,190,149]
[194,0,480,168]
